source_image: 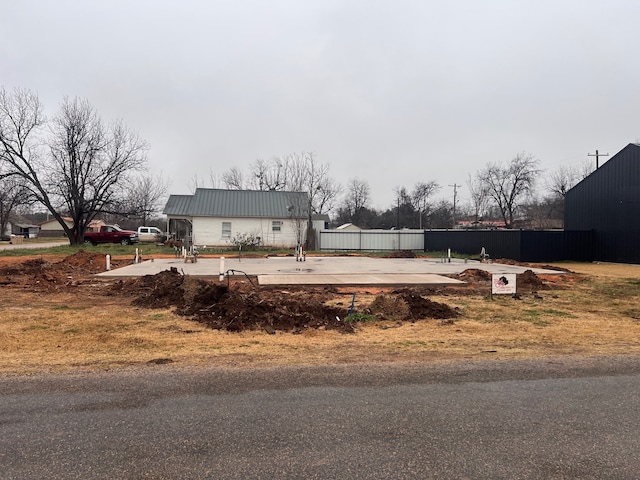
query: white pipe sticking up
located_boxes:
[106,254,111,271]
[219,256,225,282]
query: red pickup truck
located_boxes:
[84,225,140,245]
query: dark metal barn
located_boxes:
[565,143,640,264]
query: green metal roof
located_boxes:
[163,189,309,218]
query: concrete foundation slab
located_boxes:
[96,255,562,286]
[257,273,465,286]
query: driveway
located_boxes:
[0,240,69,251]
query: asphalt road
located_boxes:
[2,357,640,479]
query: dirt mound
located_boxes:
[189,288,350,334]
[396,290,460,320]
[457,268,492,282]
[367,295,411,320]
[0,250,138,290]
[384,250,417,258]
[368,289,459,321]
[119,268,352,333]
[517,269,546,289]
[531,264,573,273]
[0,258,51,277]
[118,268,463,333]
[126,268,193,308]
[0,257,74,288]
[58,250,109,274]
[494,259,574,274]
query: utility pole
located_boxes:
[448,183,461,227]
[588,149,609,169]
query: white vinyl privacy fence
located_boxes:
[318,229,424,251]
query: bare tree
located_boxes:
[190,169,221,193]
[313,175,341,216]
[286,193,310,248]
[344,177,370,213]
[412,181,440,228]
[478,153,540,228]
[0,88,148,244]
[547,161,592,198]
[286,152,340,215]
[222,167,244,190]
[337,177,371,227]
[225,152,340,215]
[0,176,29,238]
[127,172,170,226]
[466,173,490,223]
[249,158,288,191]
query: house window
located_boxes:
[272,221,282,232]
[221,222,231,239]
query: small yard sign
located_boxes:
[492,273,517,295]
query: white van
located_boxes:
[137,226,164,243]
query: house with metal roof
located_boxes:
[4,214,40,239]
[163,188,310,248]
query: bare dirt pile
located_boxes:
[113,268,464,333]
[493,258,573,273]
[517,269,547,289]
[457,268,492,282]
[60,249,112,274]
[384,250,417,258]
[0,250,117,289]
[116,268,352,333]
[366,288,460,321]
[394,288,461,320]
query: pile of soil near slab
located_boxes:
[517,269,546,289]
[394,289,461,320]
[363,288,460,322]
[119,268,352,333]
[455,267,546,290]
[384,250,417,258]
[0,250,125,289]
[457,268,492,282]
[116,269,464,333]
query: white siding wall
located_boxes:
[192,216,307,247]
[39,220,72,231]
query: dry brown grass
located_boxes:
[1,261,640,374]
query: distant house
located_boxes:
[163,188,310,248]
[455,220,508,230]
[565,142,640,263]
[336,223,361,231]
[38,217,106,237]
[6,214,39,238]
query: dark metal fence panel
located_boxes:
[319,228,605,263]
[520,230,595,262]
[424,229,597,262]
[595,231,640,264]
[423,230,522,260]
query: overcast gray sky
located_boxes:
[3,0,639,210]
